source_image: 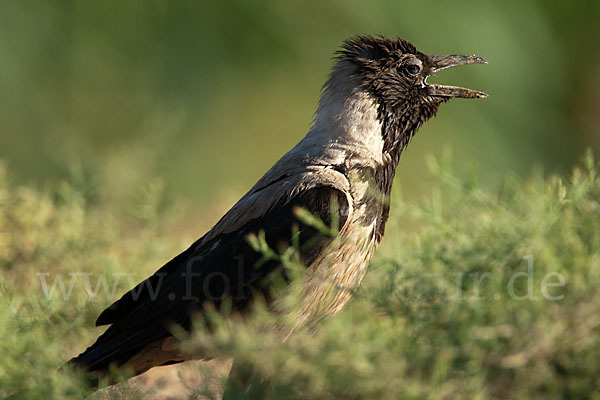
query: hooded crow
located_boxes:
[69,35,487,383]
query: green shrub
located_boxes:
[1,153,599,399]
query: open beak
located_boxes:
[426,54,488,99]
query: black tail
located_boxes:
[66,326,150,387]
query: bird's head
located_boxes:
[333,35,487,156]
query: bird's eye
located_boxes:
[404,64,421,76]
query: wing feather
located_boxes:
[71,171,351,372]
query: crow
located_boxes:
[69,35,487,385]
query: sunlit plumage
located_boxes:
[70,35,487,384]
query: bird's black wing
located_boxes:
[70,184,349,372]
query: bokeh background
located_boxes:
[1,0,599,210]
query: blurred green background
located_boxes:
[1,0,599,209]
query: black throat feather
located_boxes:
[375,100,443,196]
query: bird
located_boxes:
[69,35,487,385]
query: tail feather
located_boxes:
[67,325,186,387]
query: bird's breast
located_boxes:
[293,168,384,326]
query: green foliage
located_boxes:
[0,162,180,398]
[1,153,600,399]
